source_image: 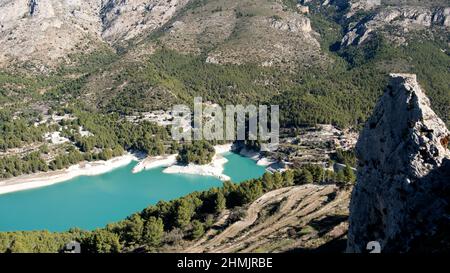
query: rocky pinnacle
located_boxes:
[347,73,450,253]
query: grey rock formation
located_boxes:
[341,6,450,46]
[100,0,190,44]
[347,74,450,253]
[0,0,320,69]
[269,15,312,33]
[163,0,322,68]
[0,0,103,67]
[0,0,189,67]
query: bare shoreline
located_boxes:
[0,143,267,195]
[0,153,137,195]
[132,143,234,181]
[163,154,231,181]
[131,154,178,173]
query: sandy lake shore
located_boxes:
[0,143,267,195]
[132,143,234,180]
[163,154,231,181]
[0,154,137,195]
[131,154,178,173]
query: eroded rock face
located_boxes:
[0,0,322,69]
[341,6,450,46]
[0,0,190,68]
[347,74,450,253]
[100,0,190,44]
[162,0,323,68]
[0,0,103,67]
[269,15,312,33]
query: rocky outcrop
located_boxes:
[303,1,449,47]
[341,6,450,46]
[301,0,380,15]
[1,0,448,69]
[0,0,104,68]
[269,15,312,33]
[0,0,189,68]
[100,0,190,44]
[347,74,450,253]
[347,0,380,16]
[159,0,324,68]
[433,7,450,27]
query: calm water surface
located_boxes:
[0,152,265,231]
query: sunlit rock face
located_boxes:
[100,0,190,44]
[0,0,103,67]
[0,0,190,68]
[347,73,450,253]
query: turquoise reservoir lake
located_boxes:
[0,152,266,232]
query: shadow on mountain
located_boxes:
[287,237,348,253]
[406,158,450,253]
[309,215,348,237]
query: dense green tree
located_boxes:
[82,229,122,253]
[0,152,48,178]
[122,215,144,245]
[334,149,357,167]
[214,191,226,213]
[303,165,325,184]
[174,199,195,229]
[261,173,274,191]
[0,115,47,150]
[273,172,284,189]
[294,169,314,185]
[143,217,164,246]
[237,180,263,204]
[283,170,295,187]
[335,170,346,185]
[191,220,205,240]
[98,148,114,161]
[177,141,215,165]
[343,164,356,185]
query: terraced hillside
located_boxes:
[181,185,351,253]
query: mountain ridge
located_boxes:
[0,0,448,130]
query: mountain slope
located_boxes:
[174,185,350,253]
[155,0,326,68]
[0,0,448,128]
[100,0,191,45]
[0,0,190,69]
[0,0,326,69]
[0,0,103,69]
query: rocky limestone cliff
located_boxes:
[0,0,322,69]
[0,0,105,68]
[342,6,450,46]
[169,0,323,68]
[0,0,190,68]
[0,0,448,69]
[347,74,450,253]
[302,0,449,47]
[100,0,190,44]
